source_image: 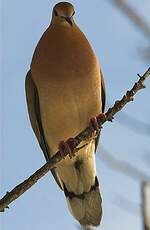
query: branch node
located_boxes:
[115,100,120,106]
[108,116,114,122]
[137,73,142,78]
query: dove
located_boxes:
[25,1,105,227]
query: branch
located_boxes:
[0,67,150,212]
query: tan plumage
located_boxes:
[25,1,105,227]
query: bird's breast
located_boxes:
[31,24,102,153]
[31,24,98,84]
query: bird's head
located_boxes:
[51,2,75,27]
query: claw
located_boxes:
[89,113,106,134]
[58,141,67,159]
[89,117,100,134]
[96,113,107,123]
[58,138,76,159]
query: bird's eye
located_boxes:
[72,11,75,16]
[54,10,58,16]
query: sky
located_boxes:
[0,0,150,230]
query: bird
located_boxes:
[25,1,105,228]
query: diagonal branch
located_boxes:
[0,67,150,212]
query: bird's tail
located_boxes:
[64,176,102,227]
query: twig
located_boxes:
[0,67,150,212]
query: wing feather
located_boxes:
[25,70,63,189]
[95,70,106,152]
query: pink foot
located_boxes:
[90,117,100,133]
[89,113,106,134]
[58,138,76,159]
[96,113,107,123]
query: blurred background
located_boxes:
[0,0,150,229]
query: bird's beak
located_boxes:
[63,16,73,26]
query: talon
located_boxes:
[58,141,67,159]
[89,117,100,134]
[90,113,106,134]
[96,113,107,123]
[108,116,114,122]
[66,137,76,158]
[59,138,75,159]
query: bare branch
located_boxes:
[0,68,150,212]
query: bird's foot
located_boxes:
[89,113,106,135]
[58,138,76,159]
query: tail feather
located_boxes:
[64,177,102,227]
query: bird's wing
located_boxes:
[25,70,63,189]
[101,69,106,114]
[95,70,106,152]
